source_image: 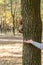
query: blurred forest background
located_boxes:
[0,0,21,35]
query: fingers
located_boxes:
[24,40,29,43]
[24,40,33,44]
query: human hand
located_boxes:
[24,39,33,44]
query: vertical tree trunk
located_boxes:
[21,0,42,65]
[10,0,15,35]
[12,14,15,35]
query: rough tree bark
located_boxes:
[21,0,42,65]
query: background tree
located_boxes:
[10,0,15,35]
[21,0,42,65]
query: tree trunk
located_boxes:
[21,0,42,65]
[12,14,15,35]
[10,0,15,35]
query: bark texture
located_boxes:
[21,0,42,65]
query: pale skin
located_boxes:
[24,39,33,44]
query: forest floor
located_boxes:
[0,42,23,65]
[0,32,23,65]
